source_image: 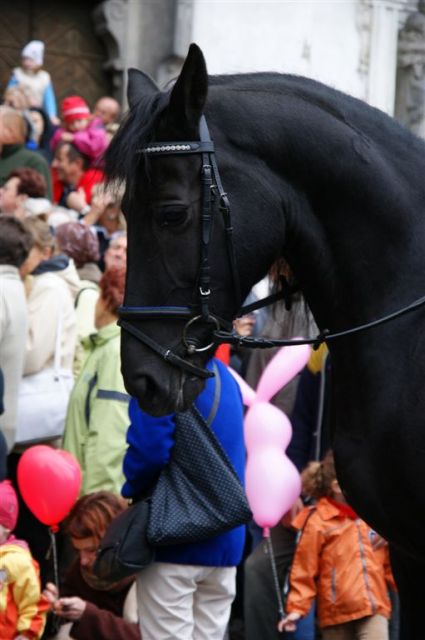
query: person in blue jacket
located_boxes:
[122,357,246,640]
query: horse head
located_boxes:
[107,45,280,414]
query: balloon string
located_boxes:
[265,532,285,621]
[49,527,59,597]
[48,527,61,635]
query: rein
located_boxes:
[119,114,425,378]
[215,293,425,350]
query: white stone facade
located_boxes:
[174,0,411,115]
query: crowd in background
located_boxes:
[0,40,400,640]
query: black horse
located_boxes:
[107,44,425,634]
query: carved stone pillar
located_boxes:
[362,0,408,115]
[92,0,128,102]
[395,1,425,136]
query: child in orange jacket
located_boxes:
[278,451,393,639]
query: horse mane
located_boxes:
[105,91,170,185]
[107,70,425,198]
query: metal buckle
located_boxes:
[182,315,221,354]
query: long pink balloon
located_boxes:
[245,403,301,528]
[228,367,256,406]
[256,343,311,402]
[229,343,311,530]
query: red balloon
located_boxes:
[17,446,82,526]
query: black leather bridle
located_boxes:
[119,115,425,379]
[118,115,243,379]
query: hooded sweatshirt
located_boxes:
[24,255,79,375]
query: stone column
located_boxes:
[365,0,409,115]
[93,0,176,108]
[395,1,425,136]
[92,0,129,102]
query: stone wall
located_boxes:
[93,0,415,118]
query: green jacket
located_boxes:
[63,322,130,495]
[0,144,52,199]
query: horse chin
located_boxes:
[124,368,205,416]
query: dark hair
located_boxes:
[99,266,126,315]
[56,140,91,171]
[29,106,54,146]
[65,491,127,543]
[0,215,33,267]
[55,221,100,267]
[8,167,47,198]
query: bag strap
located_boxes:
[53,303,64,375]
[206,362,221,427]
[74,284,98,309]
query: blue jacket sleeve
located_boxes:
[43,82,57,119]
[6,75,18,89]
[122,398,176,498]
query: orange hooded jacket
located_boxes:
[285,497,392,629]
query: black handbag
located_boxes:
[147,403,251,545]
[94,496,154,581]
[94,364,251,581]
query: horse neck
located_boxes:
[207,79,425,332]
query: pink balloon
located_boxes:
[256,343,311,402]
[228,367,256,406]
[18,446,82,527]
[244,403,292,450]
[244,403,301,528]
[230,344,310,531]
[246,450,301,528]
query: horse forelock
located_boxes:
[105,90,171,187]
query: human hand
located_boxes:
[66,187,88,213]
[61,131,74,142]
[90,187,115,213]
[277,612,301,633]
[54,596,87,621]
[42,582,59,606]
[233,314,256,337]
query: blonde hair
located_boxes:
[23,217,55,252]
[301,450,337,499]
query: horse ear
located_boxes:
[167,43,208,131]
[127,68,159,109]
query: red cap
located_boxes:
[0,481,18,531]
[61,96,91,123]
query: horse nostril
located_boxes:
[136,375,157,400]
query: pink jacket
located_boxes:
[51,117,108,162]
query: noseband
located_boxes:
[118,116,241,380]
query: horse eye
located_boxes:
[157,205,188,227]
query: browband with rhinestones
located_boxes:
[137,141,215,155]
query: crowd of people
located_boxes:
[0,40,400,640]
